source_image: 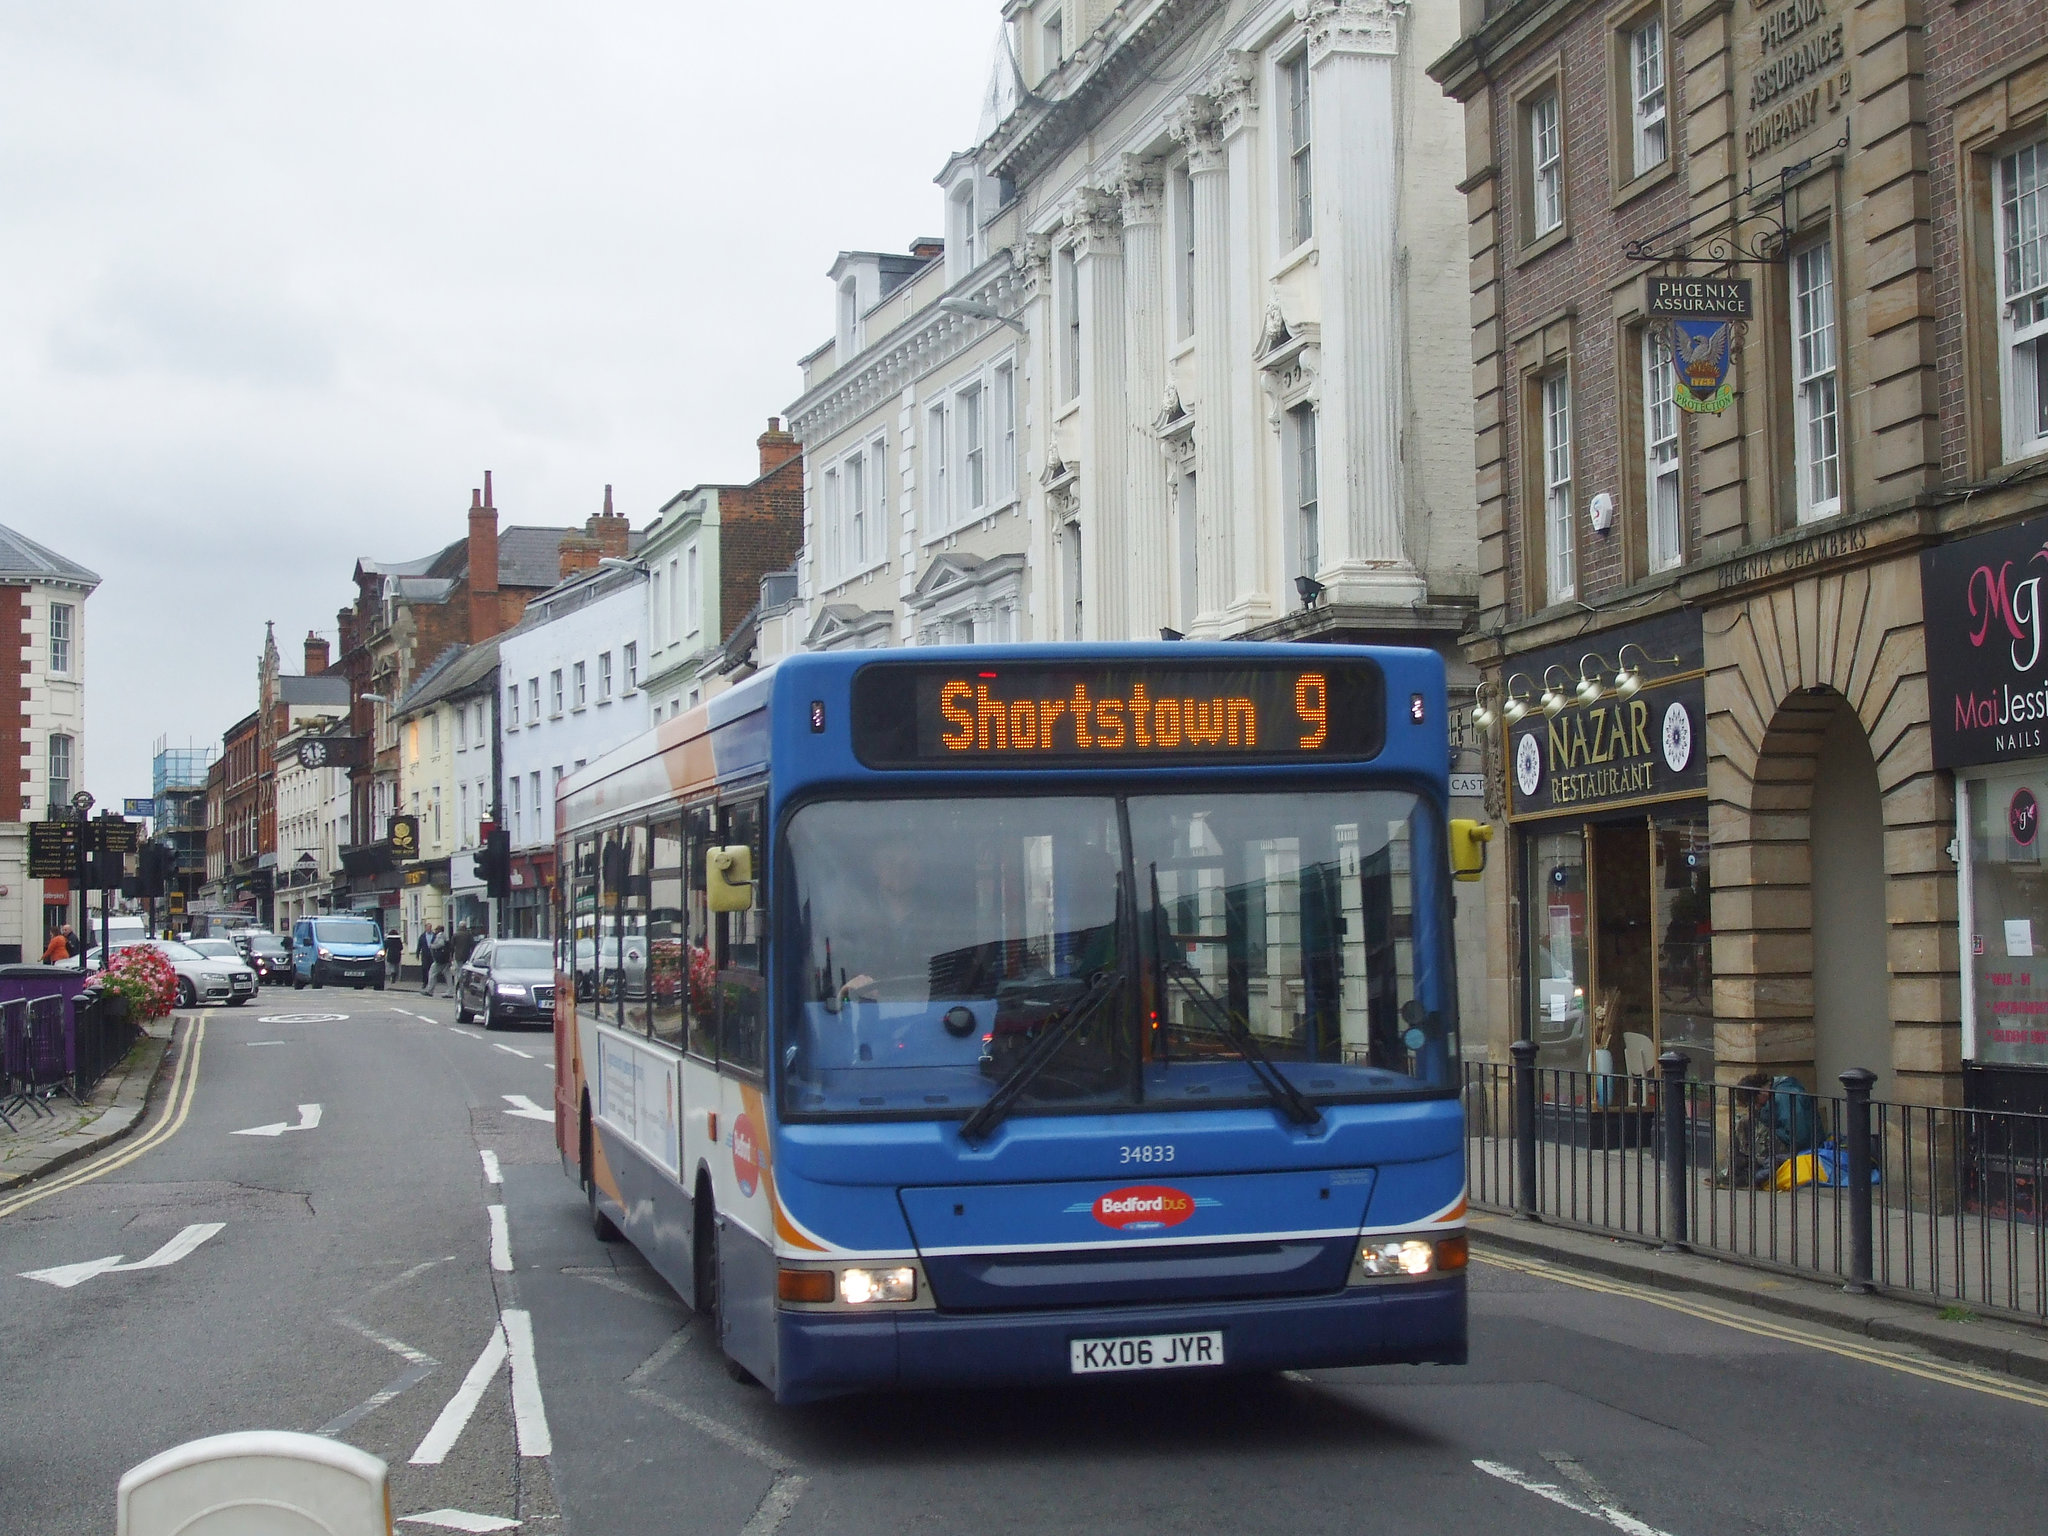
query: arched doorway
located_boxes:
[1810,700,1893,1096]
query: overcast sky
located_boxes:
[0,1,1001,805]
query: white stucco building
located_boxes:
[498,566,651,936]
[768,0,1474,663]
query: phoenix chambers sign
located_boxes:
[1924,516,2048,769]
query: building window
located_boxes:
[948,181,978,276]
[1175,166,1197,340]
[47,734,72,812]
[994,361,1017,503]
[1059,244,1081,402]
[820,466,841,582]
[1629,16,1667,177]
[1542,370,1576,601]
[960,382,986,514]
[1643,330,1683,571]
[1291,404,1320,583]
[1042,10,1063,74]
[1529,90,1564,238]
[572,661,588,707]
[507,684,520,728]
[2000,137,2048,462]
[531,772,543,837]
[1063,522,1083,641]
[847,451,869,571]
[459,782,470,842]
[428,715,439,754]
[650,567,665,648]
[48,604,72,675]
[685,542,701,634]
[549,670,564,716]
[870,436,888,548]
[837,277,859,357]
[456,708,468,750]
[510,774,522,844]
[598,651,613,701]
[624,642,638,691]
[927,400,950,531]
[1792,238,1841,521]
[1285,51,1313,247]
[528,678,541,722]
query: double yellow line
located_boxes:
[0,1016,208,1223]
[1474,1247,2048,1411]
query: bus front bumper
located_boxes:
[772,1275,1465,1405]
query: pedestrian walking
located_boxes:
[384,928,404,985]
[40,928,70,963]
[416,923,436,993]
[428,924,452,996]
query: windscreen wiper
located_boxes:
[959,971,1126,1144]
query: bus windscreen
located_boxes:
[850,659,1385,768]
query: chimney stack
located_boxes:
[468,475,500,643]
[558,532,601,579]
[586,485,630,559]
[758,417,801,478]
[304,631,330,676]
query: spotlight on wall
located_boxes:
[1295,575,1326,609]
[1159,627,1185,642]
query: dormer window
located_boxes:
[1042,10,1063,80]
[837,277,860,358]
[948,180,979,279]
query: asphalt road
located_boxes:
[2,990,2043,1535]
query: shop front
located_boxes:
[1926,516,2048,1116]
[1503,612,1712,1081]
[507,850,554,939]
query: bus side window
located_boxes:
[717,797,766,1075]
[649,818,686,1047]
[685,804,717,1063]
[572,837,602,1025]
[612,823,651,1036]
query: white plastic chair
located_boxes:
[117,1431,391,1536]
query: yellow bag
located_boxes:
[1772,1153,1824,1191]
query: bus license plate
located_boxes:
[1069,1331,1224,1375]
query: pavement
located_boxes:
[2,986,2045,1536]
[0,1018,171,1189]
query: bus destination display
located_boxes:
[851,660,1385,767]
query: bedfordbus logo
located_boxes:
[731,1113,760,1198]
[1092,1185,1195,1231]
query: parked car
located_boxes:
[455,939,556,1030]
[110,939,258,1009]
[290,915,387,990]
[240,933,292,985]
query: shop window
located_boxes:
[1962,766,2048,1069]
[1526,830,1589,1070]
[1999,137,2048,462]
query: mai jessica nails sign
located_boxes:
[1922,515,2048,769]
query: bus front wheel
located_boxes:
[695,1193,758,1386]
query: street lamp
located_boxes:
[938,296,1029,334]
[598,556,650,576]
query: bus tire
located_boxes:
[694,1191,760,1386]
[581,1097,621,1243]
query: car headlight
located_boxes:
[318,947,333,959]
[839,1266,918,1305]
[1356,1234,1468,1279]
[494,983,529,998]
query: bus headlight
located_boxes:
[839,1267,917,1304]
[1356,1234,1467,1279]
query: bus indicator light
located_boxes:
[810,700,827,733]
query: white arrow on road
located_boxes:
[21,1222,226,1289]
[502,1095,553,1124]
[233,1103,323,1137]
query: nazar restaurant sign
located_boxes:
[1923,513,2048,769]
[1504,611,1708,822]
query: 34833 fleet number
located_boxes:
[1119,1144,1175,1164]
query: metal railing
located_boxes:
[1466,1043,2048,1321]
[0,990,141,1125]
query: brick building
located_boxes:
[638,419,805,717]
[1431,0,2048,1110]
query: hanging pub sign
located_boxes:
[388,814,421,862]
[1504,610,1708,822]
[1922,512,2048,769]
[1647,277,1750,417]
[1646,277,1753,319]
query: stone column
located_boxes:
[1118,158,1170,641]
[1213,52,1273,627]
[1304,0,1425,606]
[1070,188,1128,642]
[1172,95,1233,626]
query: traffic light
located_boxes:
[136,841,172,899]
[472,823,512,901]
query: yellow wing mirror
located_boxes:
[1449,819,1494,883]
[707,845,755,912]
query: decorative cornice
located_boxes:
[1064,185,1124,259]
[1297,0,1408,65]
[1206,50,1259,139]
[1117,154,1166,225]
[1169,93,1226,174]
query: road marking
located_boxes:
[400,1513,521,1534]
[568,1269,672,1306]
[492,1043,533,1059]
[502,1308,552,1457]
[1474,1250,2048,1411]
[245,1040,288,1047]
[319,1357,438,1437]
[0,1017,207,1222]
[1474,1461,1672,1536]
[502,1094,553,1123]
[21,1222,226,1288]
[480,1150,502,1185]
[411,1324,508,1465]
[488,1205,513,1271]
[233,1103,323,1137]
[256,1013,349,1024]
[448,1027,476,1039]
[631,1362,804,1535]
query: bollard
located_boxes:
[1659,1050,1691,1253]
[118,1431,391,1536]
[1510,1038,1539,1220]
[1839,1067,1877,1294]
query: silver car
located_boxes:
[455,939,557,1030]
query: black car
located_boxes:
[455,939,557,1030]
[242,933,292,985]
